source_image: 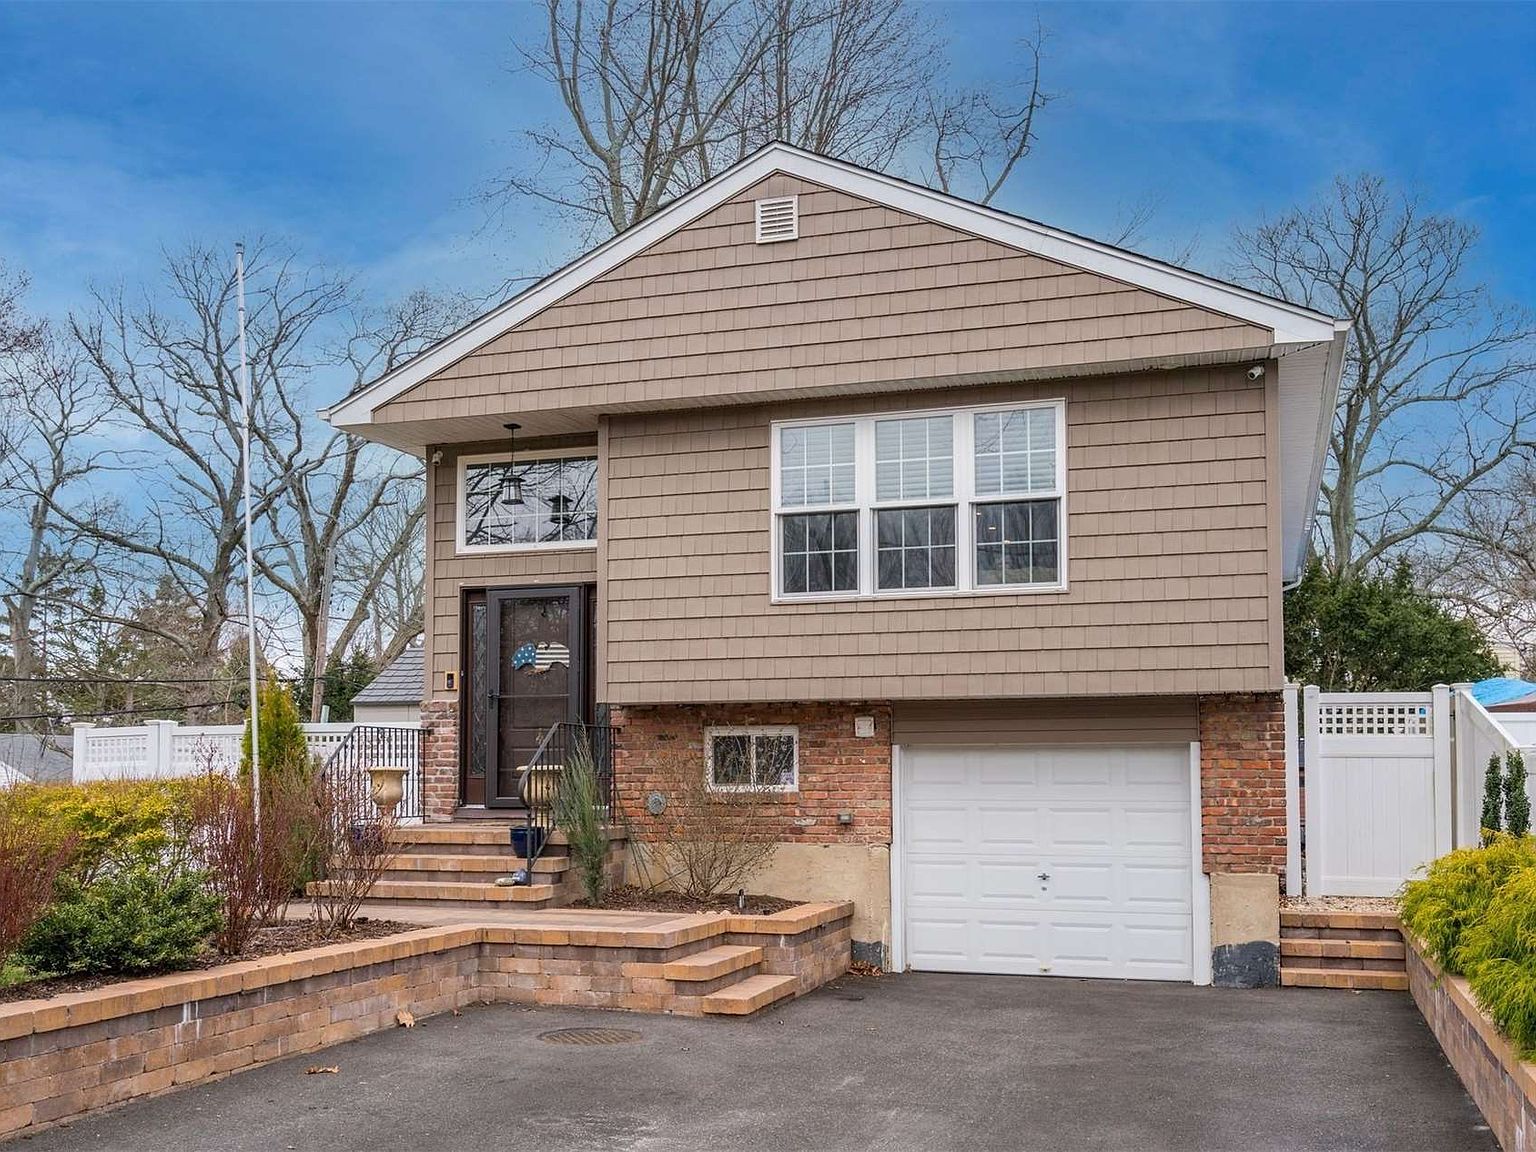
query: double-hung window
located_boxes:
[772,400,1065,599]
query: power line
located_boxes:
[0,673,319,686]
[1,698,245,724]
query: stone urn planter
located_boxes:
[518,763,563,813]
[367,766,409,819]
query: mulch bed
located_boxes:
[572,884,800,915]
[0,917,416,1005]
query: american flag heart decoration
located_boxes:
[512,641,569,675]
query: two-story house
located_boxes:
[323,143,1347,988]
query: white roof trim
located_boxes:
[321,142,1340,428]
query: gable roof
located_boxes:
[350,647,424,707]
[0,732,73,785]
[323,142,1349,582]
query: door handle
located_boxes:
[1037,872,1051,882]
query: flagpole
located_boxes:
[236,242,261,821]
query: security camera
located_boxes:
[1246,365,1266,381]
[430,449,444,465]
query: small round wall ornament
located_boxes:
[645,791,667,815]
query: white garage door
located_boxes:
[901,744,1194,981]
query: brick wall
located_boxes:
[611,703,892,845]
[421,699,458,821]
[1407,935,1533,1150]
[1198,692,1286,878]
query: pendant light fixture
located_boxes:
[500,423,525,506]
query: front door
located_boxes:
[463,586,590,808]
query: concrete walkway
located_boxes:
[18,973,1493,1152]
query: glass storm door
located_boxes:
[483,587,587,807]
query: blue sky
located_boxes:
[2,0,1534,396]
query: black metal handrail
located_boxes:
[516,721,616,871]
[319,724,425,826]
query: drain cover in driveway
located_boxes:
[538,1027,643,1046]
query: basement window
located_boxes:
[706,726,798,792]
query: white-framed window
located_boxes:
[456,448,598,554]
[770,399,1067,601]
[705,726,799,792]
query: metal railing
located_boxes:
[319,724,425,826]
[516,722,616,869]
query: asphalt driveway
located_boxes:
[16,973,1493,1152]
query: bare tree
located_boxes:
[1232,175,1536,577]
[0,314,113,730]
[494,0,1051,238]
[63,242,349,715]
[1430,464,1536,677]
[259,290,467,719]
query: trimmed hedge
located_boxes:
[5,779,199,882]
[1401,836,1536,1057]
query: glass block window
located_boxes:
[706,727,798,791]
[974,500,1060,587]
[875,416,953,501]
[462,455,597,549]
[781,511,858,595]
[975,407,1057,496]
[778,423,856,508]
[877,506,957,590]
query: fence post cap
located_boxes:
[70,721,95,731]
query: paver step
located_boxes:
[1280,910,1399,932]
[1280,938,1404,962]
[623,945,763,983]
[1280,966,1408,991]
[701,973,799,1015]
[307,878,556,904]
[385,853,569,876]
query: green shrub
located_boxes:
[1398,837,1536,972]
[18,865,221,977]
[1456,867,1536,1057]
[1506,751,1530,838]
[1481,754,1505,845]
[6,780,198,883]
[241,679,313,794]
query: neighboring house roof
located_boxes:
[350,648,425,707]
[0,732,73,785]
[1473,677,1536,710]
[322,141,1350,583]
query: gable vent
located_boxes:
[755,196,799,244]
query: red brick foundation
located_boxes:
[1197,692,1287,882]
[610,703,892,845]
[421,699,459,822]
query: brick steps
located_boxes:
[1280,909,1406,990]
[311,878,557,906]
[1280,966,1409,991]
[623,944,763,983]
[380,854,569,884]
[701,973,799,1015]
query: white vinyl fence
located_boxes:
[71,720,359,782]
[1290,683,1536,897]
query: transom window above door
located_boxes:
[770,401,1066,600]
[458,451,598,552]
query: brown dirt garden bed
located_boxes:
[0,917,415,1005]
[571,884,801,915]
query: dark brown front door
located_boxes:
[463,586,590,808]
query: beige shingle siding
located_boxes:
[425,443,598,697]
[602,365,1279,705]
[376,176,1271,427]
[892,697,1198,745]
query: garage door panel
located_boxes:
[1122,806,1191,851]
[1124,864,1193,910]
[976,861,1047,901]
[903,743,1193,982]
[907,859,971,901]
[905,805,968,849]
[978,807,1043,847]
